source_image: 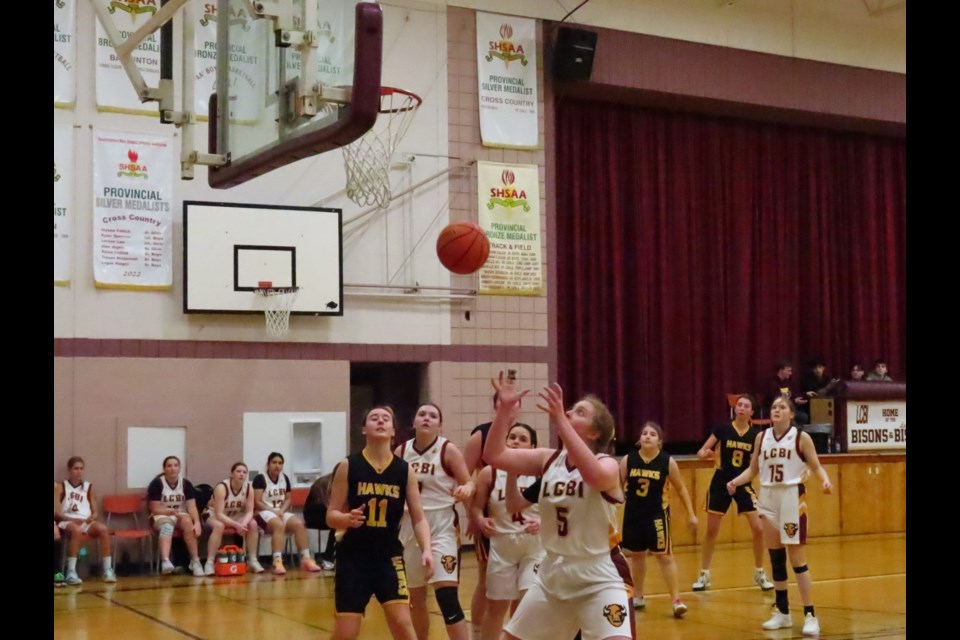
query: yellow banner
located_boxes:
[477,162,542,295]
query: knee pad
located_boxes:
[793,564,809,575]
[434,586,465,625]
[769,548,788,582]
[159,522,175,537]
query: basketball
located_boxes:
[436,222,490,274]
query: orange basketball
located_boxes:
[436,222,490,274]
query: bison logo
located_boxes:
[783,522,799,538]
[441,555,458,573]
[602,603,627,627]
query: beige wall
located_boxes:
[53,358,349,491]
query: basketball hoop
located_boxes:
[342,87,422,209]
[254,282,300,338]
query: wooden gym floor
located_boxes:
[53,532,905,639]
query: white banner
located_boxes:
[476,12,539,149]
[846,401,907,451]
[193,3,266,122]
[477,162,542,295]
[95,0,160,114]
[278,0,355,91]
[93,130,174,289]
[54,125,74,285]
[54,0,77,107]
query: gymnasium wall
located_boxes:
[53,0,905,491]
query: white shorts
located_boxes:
[402,508,460,588]
[486,533,545,601]
[58,519,92,534]
[757,484,807,545]
[257,511,295,528]
[504,581,634,640]
[536,549,632,600]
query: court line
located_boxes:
[91,592,208,640]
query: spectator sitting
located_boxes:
[865,359,893,381]
[848,363,865,381]
[801,358,841,397]
[765,358,809,424]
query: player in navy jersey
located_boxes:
[54,456,116,584]
[620,422,698,617]
[327,405,433,640]
[727,397,833,637]
[147,455,204,576]
[484,373,634,640]
[692,394,773,591]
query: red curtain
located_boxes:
[555,99,906,445]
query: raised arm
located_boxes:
[537,383,620,493]
[462,430,485,475]
[727,432,763,494]
[405,466,434,581]
[483,373,550,476]
[667,457,698,531]
[504,473,537,514]
[798,432,833,494]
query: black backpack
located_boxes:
[193,483,214,513]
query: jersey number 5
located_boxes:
[556,507,569,537]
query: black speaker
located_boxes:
[553,27,598,82]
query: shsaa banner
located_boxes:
[476,12,539,149]
[477,162,542,295]
[54,0,77,108]
[54,124,74,285]
[193,2,267,122]
[95,0,160,114]
[92,130,174,289]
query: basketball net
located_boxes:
[342,87,422,209]
[255,287,299,338]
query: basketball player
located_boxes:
[692,394,774,592]
[463,388,521,640]
[727,396,833,637]
[483,373,634,640]
[396,403,476,640]
[201,461,262,574]
[471,423,545,640]
[619,422,698,617]
[54,456,116,585]
[253,452,323,574]
[326,406,433,640]
[147,455,204,576]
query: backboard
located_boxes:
[207,0,383,188]
[183,200,343,315]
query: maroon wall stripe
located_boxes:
[53,338,551,363]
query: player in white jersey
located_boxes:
[727,397,832,637]
[484,373,634,640]
[201,461,261,575]
[395,403,476,640]
[471,423,545,640]
[253,452,323,575]
[54,456,116,585]
[147,455,204,576]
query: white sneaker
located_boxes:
[160,559,176,575]
[189,559,205,577]
[632,596,646,609]
[755,568,775,591]
[802,613,821,636]
[203,559,215,576]
[320,558,335,571]
[64,570,83,586]
[102,567,117,583]
[248,558,265,574]
[672,600,688,618]
[762,610,793,630]
[692,569,711,591]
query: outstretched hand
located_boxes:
[491,370,529,407]
[536,383,566,420]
